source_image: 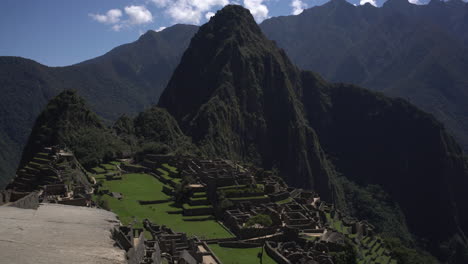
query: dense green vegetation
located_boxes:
[245,214,273,227]
[158,5,341,204]
[19,90,129,169]
[260,0,468,152]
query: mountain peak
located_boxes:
[158,4,283,121]
[158,3,336,196]
[198,5,263,43]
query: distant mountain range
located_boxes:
[9,4,468,263]
[0,24,198,188]
[261,0,468,152]
[2,0,468,192]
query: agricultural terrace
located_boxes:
[92,163,233,239]
[325,212,397,264]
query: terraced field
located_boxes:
[92,164,234,239]
[325,212,397,264]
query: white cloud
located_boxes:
[112,24,124,32]
[155,26,167,32]
[150,0,269,24]
[124,5,153,25]
[360,0,377,6]
[408,0,422,4]
[205,11,216,20]
[90,5,153,32]
[243,0,269,22]
[89,9,122,24]
[155,0,229,24]
[291,0,307,15]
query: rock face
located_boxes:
[159,5,468,261]
[0,204,126,264]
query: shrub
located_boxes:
[245,214,272,227]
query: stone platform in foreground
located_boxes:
[0,203,126,264]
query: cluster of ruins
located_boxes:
[2,148,397,264]
[1,146,93,208]
[125,154,395,264]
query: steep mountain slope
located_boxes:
[301,76,468,261]
[0,24,198,188]
[159,5,468,262]
[17,90,128,171]
[158,6,340,202]
[260,0,468,152]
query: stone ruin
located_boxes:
[113,219,222,264]
[3,146,93,208]
[117,153,396,264]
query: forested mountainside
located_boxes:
[0,24,197,188]
[157,5,468,262]
[4,0,468,193]
[260,0,468,152]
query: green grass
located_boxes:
[183,203,212,209]
[101,163,116,170]
[157,168,170,176]
[110,161,121,166]
[92,167,106,173]
[209,245,277,264]
[162,163,178,174]
[276,197,293,204]
[95,173,233,239]
[191,197,208,201]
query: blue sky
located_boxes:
[0,0,427,66]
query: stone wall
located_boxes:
[0,190,11,205]
[44,184,67,196]
[162,185,174,195]
[269,192,290,202]
[121,163,149,173]
[57,198,88,207]
[127,232,146,264]
[112,228,133,251]
[265,242,292,264]
[10,191,30,201]
[218,241,262,248]
[8,191,39,209]
[152,241,162,264]
[234,226,277,239]
[230,196,270,205]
